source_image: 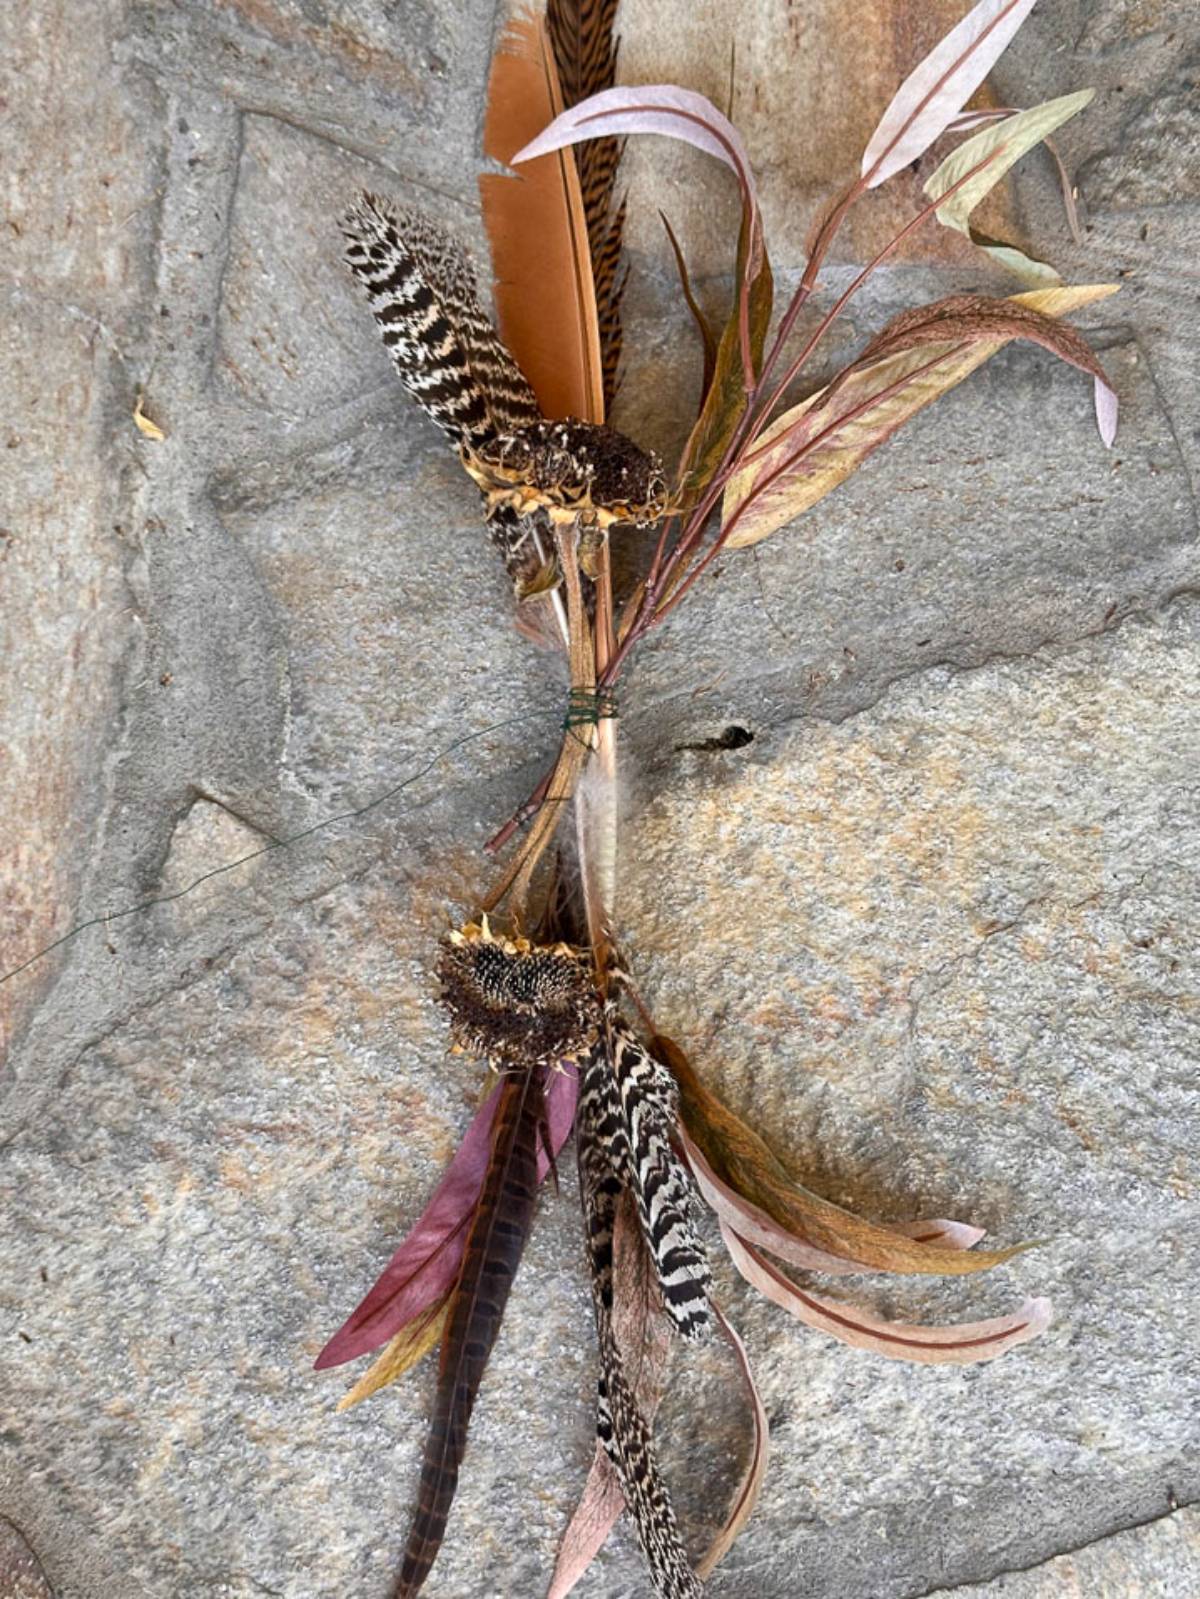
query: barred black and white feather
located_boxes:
[340,193,541,446]
[577,1045,704,1599]
[606,1017,713,1342]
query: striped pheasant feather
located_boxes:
[341,193,541,445]
[394,1066,545,1597]
[606,1017,713,1342]
[578,1044,704,1599]
[546,0,628,409]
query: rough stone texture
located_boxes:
[937,1506,1200,1597]
[2,3,1198,1599]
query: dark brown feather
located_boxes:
[546,0,627,411]
[393,1068,545,1598]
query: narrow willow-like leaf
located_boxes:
[685,1129,987,1276]
[861,0,1042,187]
[695,1308,768,1580]
[969,228,1062,286]
[722,282,1118,549]
[661,210,718,409]
[723,1226,1053,1366]
[675,214,773,502]
[925,89,1094,234]
[658,1036,1034,1276]
[337,1297,450,1412]
[395,1068,545,1597]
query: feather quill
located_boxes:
[480,11,606,424]
[393,1067,545,1598]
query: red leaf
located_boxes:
[315,1065,578,1369]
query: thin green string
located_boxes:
[0,710,546,988]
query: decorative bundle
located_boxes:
[316,2,1113,1594]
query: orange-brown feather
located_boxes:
[480,12,605,425]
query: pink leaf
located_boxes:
[683,1129,984,1275]
[723,1224,1052,1366]
[514,85,758,218]
[1094,374,1119,447]
[315,1065,578,1369]
[545,1443,625,1599]
[861,0,1042,188]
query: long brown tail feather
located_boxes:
[393,1068,545,1597]
[546,0,627,411]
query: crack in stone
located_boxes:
[912,1496,1198,1597]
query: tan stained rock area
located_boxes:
[2,1,1198,1597]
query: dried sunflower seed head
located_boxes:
[438,916,602,1070]
[461,420,667,528]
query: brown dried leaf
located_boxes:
[723,1226,1053,1366]
[657,1036,1034,1277]
[660,210,718,409]
[696,1307,768,1580]
[686,1128,988,1276]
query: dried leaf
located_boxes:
[658,1036,1033,1276]
[723,1226,1053,1366]
[547,1444,625,1599]
[133,396,166,440]
[685,1129,988,1276]
[481,13,604,423]
[336,1296,450,1412]
[967,227,1062,286]
[696,1307,768,1580]
[316,1064,578,1369]
[395,1068,546,1596]
[925,90,1094,234]
[660,210,718,408]
[861,0,1042,188]
[722,282,1119,549]
[675,212,773,503]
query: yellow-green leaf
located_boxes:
[925,90,1094,236]
[968,228,1063,287]
[133,396,166,440]
[722,283,1118,550]
[336,1295,448,1412]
